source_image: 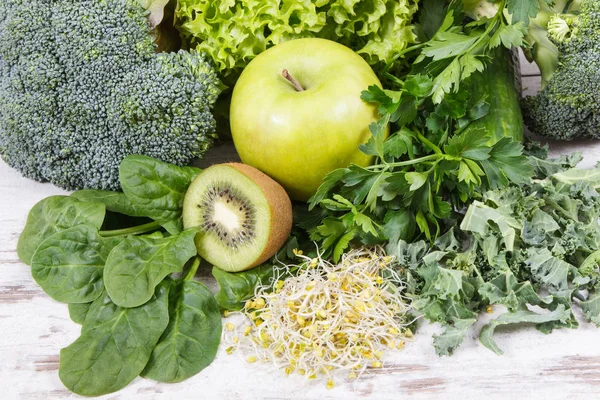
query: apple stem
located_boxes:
[282,69,304,92]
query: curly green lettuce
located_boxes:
[175,0,418,76]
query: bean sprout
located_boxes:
[223,246,415,389]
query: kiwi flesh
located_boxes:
[182,163,292,272]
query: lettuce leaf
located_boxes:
[174,0,418,75]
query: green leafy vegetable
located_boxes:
[175,0,419,77]
[142,273,222,382]
[59,283,170,396]
[71,190,143,217]
[479,306,572,355]
[212,264,275,311]
[18,196,106,265]
[104,229,198,308]
[119,155,201,234]
[20,155,227,396]
[68,302,92,325]
[31,225,118,304]
[306,77,532,258]
[387,158,600,355]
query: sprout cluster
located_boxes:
[223,247,414,389]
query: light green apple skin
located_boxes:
[230,38,388,201]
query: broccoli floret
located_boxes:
[522,0,599,140]
[0,0,221,190]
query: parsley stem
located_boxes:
[416,131,442,154]
[99,220,162,237]
[464,0,506,55]
[368,154,440,170]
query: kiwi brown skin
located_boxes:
[224,163,292,270]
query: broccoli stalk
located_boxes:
[0,0,221,190]
[521,0,600,140]
[523,0,582,86]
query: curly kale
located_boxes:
[0,0,221,190]
[387,154,600,356]
[522,0,600,140]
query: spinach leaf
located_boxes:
[59,283,170,396]
[71,189,144,217]
[68,302,91,325]
[104,229,197,308]
[31,225,117,303]
[142,279,221,382]
[212,264,275,311]
[119,155,200,234]
[18,196,105,265]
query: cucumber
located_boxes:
[465,47,524,144]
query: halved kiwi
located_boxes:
[182,163,292,272]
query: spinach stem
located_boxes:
[185,257,201,281]
[99,220,162,237]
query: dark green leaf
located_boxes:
[59,283,170,396]
[444,129,491,161]
[423,32,478,61]
[104,229,197,308]
[71,190,143,217]
[403,75,434,97]
[506,0,539,26]
[481,138,532,189]
[68,302,92,325]
[142,279,221,382]
[384,128,413,158]
[308,168,347,210]
[391,96,418,126]
[212,264,274,311]
[383,210,416,244]
[18,196,105,265]
[119,155,201,234]
[31,225,117,304]
[489,22,526,48]
[417,0,449,40]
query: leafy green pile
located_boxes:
[304,76,531,261]
[174,0,418,76]
[18,155,222,396]
[387,151,600,355]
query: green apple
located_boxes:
[230,38,387,201]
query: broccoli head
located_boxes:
[522,0,600,140]
[0,0,221,190]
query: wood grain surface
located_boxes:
[1,56,600,400]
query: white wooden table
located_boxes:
[1,57,600,399]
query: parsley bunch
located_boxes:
[304,80,531,261]
[299,0,541,261]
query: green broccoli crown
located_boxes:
[522,0,600,140]
[0,0,220,190]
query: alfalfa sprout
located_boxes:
[223,246,414,388]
